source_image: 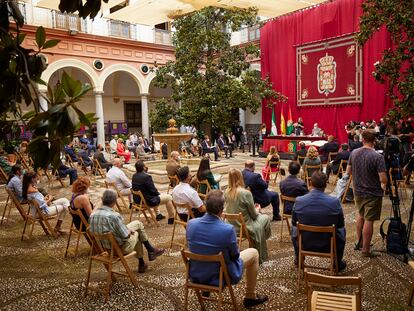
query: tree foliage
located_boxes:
[148,98,178,132]
[357,0,414,121]
[0,0,96,169]
[154,6,286,132]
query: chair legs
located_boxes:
[408,281,414,306]
[280,216,291,242]
[1,195,10,225]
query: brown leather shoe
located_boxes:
[138,263,148,273]
[148,248,165,261]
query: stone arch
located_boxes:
[99,64,144,93]
[40,59,100,92]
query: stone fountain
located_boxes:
[152,118,193,156]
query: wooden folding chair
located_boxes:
[297,223,338,285]
[341,175,353,204]
[84,231,138,302]
[65,208,92,258]
[22,199,58,240]
[130,189,158,226]
[333,160,348,185]
[304,165,322,187]
[2,188,28,225]
[47,168,66,188]
[297,155,306,166]
[305,269,362,311]
[167,174,179,194]
[105,181,129,212]
[77,155,92,176]
[280,195,296,242]
[93,159,106,179]
[181,250,239,311]
[65,155,76,169]
[327,152,338,164]
[170,201,194,249]
[0,165,9,183]
[196,179,212,200]
[264,160,281,185]
[222,212,253,250]
[14,151,32,171]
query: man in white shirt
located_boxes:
[172,166,206,221]
[106,158,132,205]
[109,135,118,154]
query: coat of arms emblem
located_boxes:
[317,53,336,96]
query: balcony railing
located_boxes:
[52,10,87,32]
[108,20,136,39]
[154,28,173,45]
[240,24,260,43]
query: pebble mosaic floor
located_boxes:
[0,153,414,310]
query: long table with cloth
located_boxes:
[263,136,327,153]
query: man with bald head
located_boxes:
[242,160,281,221]
[166,151,181,176]
[106,157,132,205]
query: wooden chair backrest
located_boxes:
[297,155,306,165]
[196,179,212,198]
[181,250,233,289]
[105,181,128,209]
[65,155,75,168]
[68,207,89,232]
[130,189,150,207]
[280,195,296,214]
[168,174,179,187]
[15,151,31,170]
[305,270,362,311]
[222,212,252,249]
[90,231,123,258]
[5,187,27,220]
[0,165,9,182]
[304,165,322,185]
[297,223,336,256]
[173,201,195,220]
[327,152,338,162]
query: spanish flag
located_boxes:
[280,106,286,135]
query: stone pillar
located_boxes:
[95,91,105,147]
[141,93,149,139]
[239,108,246,130]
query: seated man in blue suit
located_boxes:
[279,161,308,215]
[200,136,219,161]
[186,190,268,309]
[64,141,78,163]
[291,171,346,271]
[242,160,281,221]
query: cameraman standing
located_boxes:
[346,129,387,257]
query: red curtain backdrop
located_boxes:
[260,0,392,143]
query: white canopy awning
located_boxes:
[107,0,327,26]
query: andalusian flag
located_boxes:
[280,106,286,135]
[270,107,277,136]
[287,105,294,135]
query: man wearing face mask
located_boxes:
[311,123,323,137]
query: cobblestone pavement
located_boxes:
[0,153,414,310]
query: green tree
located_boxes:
[149,98,178,132]
[154,6,286,133]
[357,0,414,121]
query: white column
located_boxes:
[39,92,48,112]
[95,91,105,147]
[141,93,149,139]
[239,108,246,129]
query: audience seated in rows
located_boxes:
[93,144,112,171]
[89,189,165,274]
[225,169,271,264]
[7,164,24,202]
[242,160,281,221]
[116,138,131,164]
[326,143,350,180]
[291,171,346,271]
[106,158,132,204]
[23,171,70,234]
[172,166,205,221]
[279,162,308,214]
[196,157,220,194]
[187,190,268,309]
[262,146,280,182]
[132,160,174,223]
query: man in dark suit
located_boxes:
[132,160,174,224]
[200,136,219,161]
[349,135,363,151]
[187,190,268,309]
[242,160,281,221]
[93,144,112,171]
[294,142,307,165]
[64,141,78,163]
[233,122,244,149]
[217,134,232,158]
[319,135,339,162]
[291,172,346,271]
[326,143,351,179]
[279,161,308,214]
[78,142,93,169]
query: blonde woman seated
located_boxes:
[261,146,280,182]
[22,171,70,234]
[302,146,322,177]
[224,168,271,263]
